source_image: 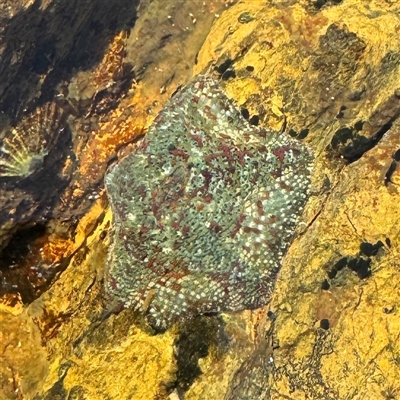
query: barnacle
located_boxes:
[0,102,65,178]
[105,75,314,329]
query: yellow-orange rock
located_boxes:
[1,0,400,399]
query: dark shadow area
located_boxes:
[172,316,230,397]
[0,0,139,119]
[0,224,48,302]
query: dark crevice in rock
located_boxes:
[0,224,48,302]
[329,117,396,163]
[172,316,229,396]
[0,0,140,119]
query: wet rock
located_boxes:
[1,0,400,399]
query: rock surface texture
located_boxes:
[0,0,400,399]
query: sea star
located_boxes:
[104,75,314,329]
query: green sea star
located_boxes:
[104,75,314,329]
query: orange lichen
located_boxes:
[93,30,130,91]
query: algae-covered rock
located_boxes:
[1,0,400,399]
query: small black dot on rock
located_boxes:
[336,111,344,119]
[314,0,327,9]
[383,306,395,314]
[215,59,234,74]
[327,269,337,279]
[249,115,259,126]
[334,257,348,271]
[356,259,372,279]
[385,238,391,248]
[360,241,383,257]
[354,120,364,131]
[240,108,250,120]
[337,106,346,118]
[347,258,358,271]
[246,65,254,72]
[357,269,371,279]
[221,69,236,81]
[320,319,330,330]
[288,128,298,138]
[297,128,310,140]
[359,242,375,256]
[321,279,330,290]
[348,258,372,279]
[267,310,276,320]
